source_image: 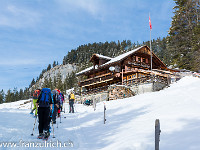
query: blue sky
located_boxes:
[0,0,175,92]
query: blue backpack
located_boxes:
[39,88,51,107]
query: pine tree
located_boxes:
[23,88,30,99]
[168,0,200,70]
[56,72,63,91]
[53,61,57,67]
[47,64,51,71]
[191,24,200,71]
[5,89,12,103]
[0,89,4,104]
[30,78,36,88]
[19,89,24,100]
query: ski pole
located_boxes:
[35,116,37,129]
[57,114,58,128]
[74,104,77,113]
[52,120,55,138]
[31,116,37,136]
[60,111,62,123]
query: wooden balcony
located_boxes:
[79,72,114,87]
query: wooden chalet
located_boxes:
[76,45,170,97]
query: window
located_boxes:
[138,57,141,62]
[143,58,146,63]
[133,56,136,61]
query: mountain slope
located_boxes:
[33,64,77,89]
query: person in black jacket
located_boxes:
[36,88,52,139]
[51,90,59,124]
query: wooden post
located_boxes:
[104,103,106,124]
[122,68,123,85]
[93,97,96,111]
[155,119,161,150]
[80,87,82,104]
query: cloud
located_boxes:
[0,58,41,66]
[0,4,41,28]
[56,0,106,20]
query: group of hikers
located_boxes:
[30,88,75,140]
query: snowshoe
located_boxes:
[43,131,50,141]
[37,133,44,139]
[30,112,34,114]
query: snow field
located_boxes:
[0,76,200,150]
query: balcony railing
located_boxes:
[79,72,114,87]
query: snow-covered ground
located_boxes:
[0,76,200,150]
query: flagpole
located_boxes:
[149,13,152,72]
[150,26,152,72]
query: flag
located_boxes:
[149,15,152,30]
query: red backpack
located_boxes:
[33,90,41,99]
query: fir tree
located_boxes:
[56,72,63,91]
[53,61,57,67]
[5,89,12,103]
[168,0,200,70]
[0,89,4,104]
[47,64,51,71]
[19,89,24,100]
[30,78,36,88]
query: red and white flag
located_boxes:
[149,15,152,30]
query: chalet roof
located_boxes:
[90,54,112,61]
[101,46,143,67]
[76,66,93,76]
[76,45,166,76]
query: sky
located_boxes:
[0,0,175,92]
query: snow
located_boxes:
[101,46,143,67]
[1,76,200,150]
[76,66,93,76]
[76,46,143,76]
[95,54,112,60]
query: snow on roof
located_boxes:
[95,54,112,60]
[76,46,145,76]
[76,66,93,76]
[100,46,143,67]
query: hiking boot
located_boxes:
[43,131,50,140]
[37,133,44,139]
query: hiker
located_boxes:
[36,88,52,140]
[55,89,62,117]
[69,91,75,113]
[60,92,65,112]
[30,89,41,117]
[51,90,59,124]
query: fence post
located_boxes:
[93,97,96,111]
[155,119,161,150]
[104,103,106,124]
